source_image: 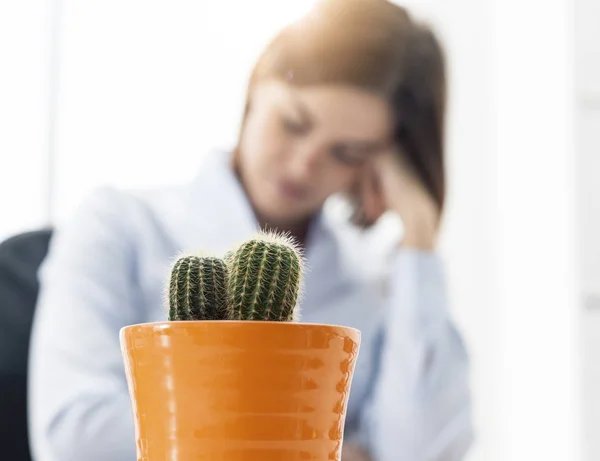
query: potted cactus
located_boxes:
[119,231,361,461]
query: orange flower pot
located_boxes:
[120,321,361,461]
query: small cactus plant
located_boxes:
[167,254,229,321]
[226,231,304,321]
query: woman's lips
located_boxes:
[274,179,309,201]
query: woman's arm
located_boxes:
[349,152,474,460]
[356,249,474,461]
[28,188,141,461]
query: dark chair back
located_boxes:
[0,229,53,461]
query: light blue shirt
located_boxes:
[28,150,474,461]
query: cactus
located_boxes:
[167,254,229,321]
[226,231,304,321]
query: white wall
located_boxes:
[492,0,580,459]
[51,0,315,222]
[574,0,600,459]
[575,0,600,298]
[0,0,53,242]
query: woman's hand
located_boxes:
[356,150,441,251]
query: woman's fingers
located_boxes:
[372,151,441,244]
[374,151,429,210]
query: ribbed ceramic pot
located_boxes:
[120,321,361,461]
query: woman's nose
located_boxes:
[287,145,321,181]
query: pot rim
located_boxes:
[120,320,360,336]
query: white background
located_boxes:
[0,1,590,460]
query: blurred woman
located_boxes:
[28,1,473,460]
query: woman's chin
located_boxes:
[254,202,312,228]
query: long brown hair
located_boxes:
[238,0,447,216]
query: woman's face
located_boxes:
[237,79,393,226]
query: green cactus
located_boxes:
[227,231,304,321]
[168,254,229,321]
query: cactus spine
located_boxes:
[227,231,303,321]
[168,255,229,321]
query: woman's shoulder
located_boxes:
[48,178,200,271]
[67,181,188,232]
[70,149,233,220]
[61,150,251,256]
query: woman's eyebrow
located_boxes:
[286,94,313,126]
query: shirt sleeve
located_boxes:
[28,187,141,461]
[355,248,474,461]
